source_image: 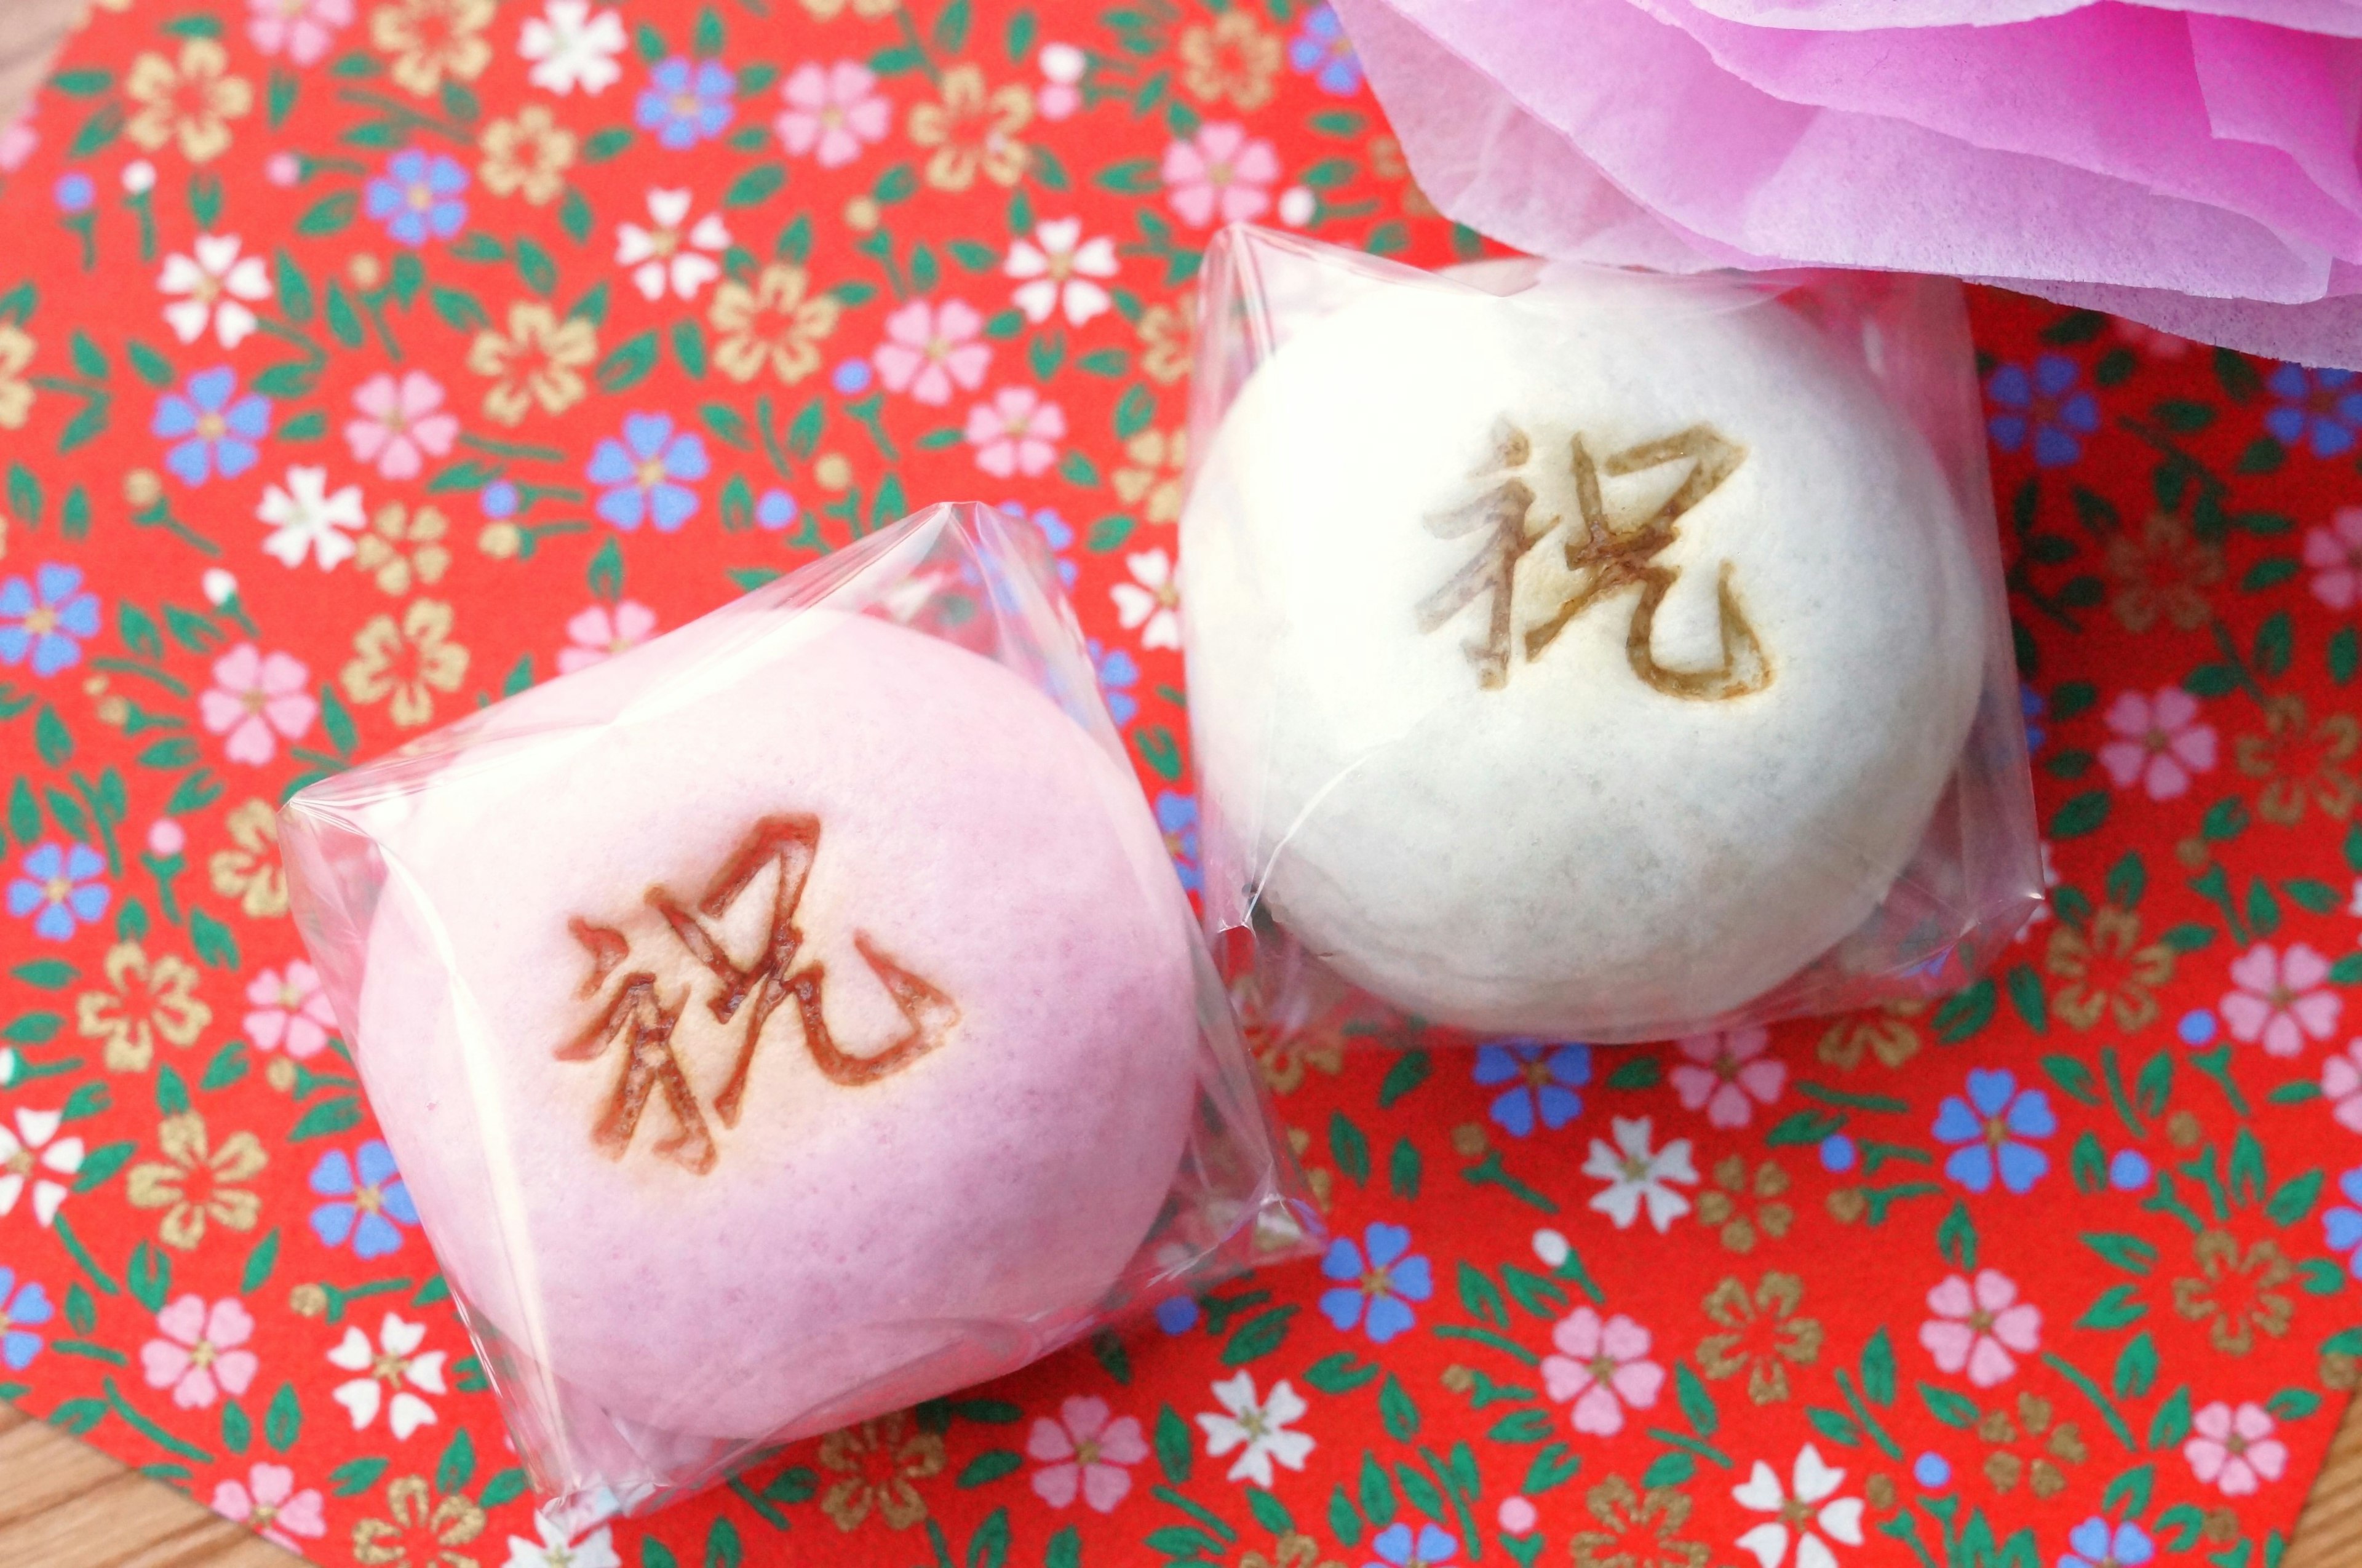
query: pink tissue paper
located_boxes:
[1334,0,2362,366]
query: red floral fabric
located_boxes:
[0,3,2358,1567]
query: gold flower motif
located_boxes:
[1138,298,1196,386]
[1980,1392,2084,1497]
[2106,509,2221,634]
[1239,1535,1343,1568]
[709,264,841,385]
[2173,1228,2296,1355]
[477,104,576,205]
[818,1411,945,1532]
[1179,12,1282,109]
[1284,1124,1336,1213]
[2235,693,2360,825]
[2046,904,2174,1032]
[0,324,33,429]
[1696,1272,1821,1404]
[210,798,288,918]
[76,941,210,1073]
[1694,1155,1794,1254]
[1569,1475,1709,1568]
[351,1475,485,1567]
[356,503,453,597]
[125,38,252,164]
[1369,134,1440,218]
[125,1113,266,1251]
[370,0,495,98]
[1112,429,1188,525]
[1817,998,1925,1071]
[907,65,1032,191]
[1256,1029,1343,1096]
[467,301,596,426]
[343,599,469,730]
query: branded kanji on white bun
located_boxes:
[1182,266,1987,1037]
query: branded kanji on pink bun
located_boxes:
[306,605,1203,1448]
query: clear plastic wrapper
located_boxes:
[1180,226,2041,1046]
[281,501,1313,1527]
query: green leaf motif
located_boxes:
[1153,1404,1190,1484]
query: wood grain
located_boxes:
[0,0,2358,1560]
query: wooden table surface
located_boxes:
[2,0,2362,1562]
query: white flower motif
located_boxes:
[520,0,627,95]
[1733,1444,1865,1568]
[503,1516,621,1568]
[327,1312,446,1440]
[159,234,272,349]
[616,189,730,302]
[1581,1116,1698,1233]
[1005,218,1118,327]
[1111,549,1180,650]
[1195,1371,1313,1487]
[0,1048,18,1088]
[0,1107,84,1228]
[258,466,366,570]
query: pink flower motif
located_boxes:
[775,62,890,169]
[1668,1027,1786,1129]
[559,600,658,675]
[2184,1401,2287,1497]
[245,961,336,1059]
[2222,942,2342,1059]
[211,1461,328,1551]
[873,298,992,407]
[1161,122,1279,227]
[1540,1307,1663,1437]
[247,0,353,66]
[2321,1041,2362,1134]
[2112,318,2192,360]
[966,386,1065,479]
[2096,686,2216,801]
[0,111,33,175]
[200,644,317,766]
[1917,1269,2040,1388]
[140,1295,258,1411]
[1027,1395,1148,1512]
[344,370,460,482]
[2304,507,2362,612]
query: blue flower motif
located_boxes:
[1290,7,1363,96]
[7,842,108,942]
[1987,355,2099,468]
[364,148,469,247]
[1153,1296,1199,1334]
[0,1266,53,1372]
[1156,790,1201,892]
[152,367,271,487]
[756,488,800,531]
[1000,500,1078,589]
[0,563,101,677]
[308,1140,418,1260]
[480,481,520,519]
[2060,1516,2153,1568]
[2021,683,2046,754]
[636,57,735,149]
[1913,1451,1951,1490]
[54,173,93,214]
[1472,1040,1590,1137]
[832,358,873,394]
[2264,362,2362,458]
[587,413,710,531]
[1367,1521,1458,1568]
[1933,1069,2056,1194]
[1320,1222,1433,1344]
[1091,640,1139,725]
[2323,1168,2362,1278]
